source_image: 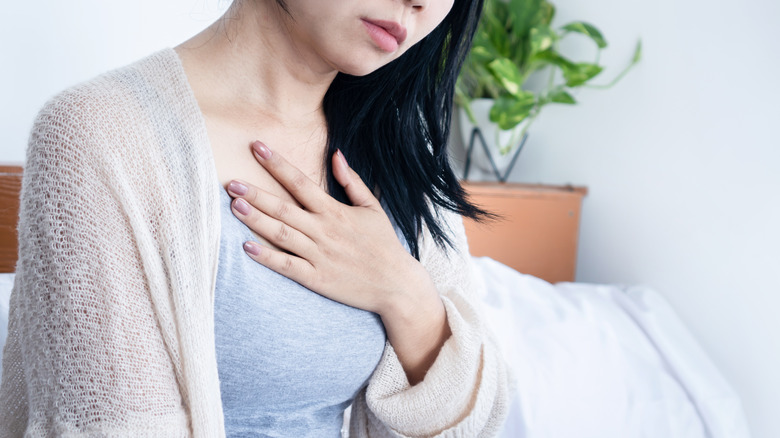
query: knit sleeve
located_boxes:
[349,208,511,437]
[0,93,191,437]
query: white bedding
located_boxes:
[472,256,751,438]
[0,260,751,437]
[0,273,11,376]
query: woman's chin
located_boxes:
[336,51,402,77]
[337,64,381,77]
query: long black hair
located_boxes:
[321,1,491,259]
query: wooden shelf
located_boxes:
[462,181,587,284]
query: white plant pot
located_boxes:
[458,98,531,179]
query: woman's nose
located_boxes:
[406,0,428,12]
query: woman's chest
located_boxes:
[204,114,329,249]
[204,113,329,197]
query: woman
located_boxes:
[0,0,510,436]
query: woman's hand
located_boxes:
[227,140,427,315]
[227,140,452,384]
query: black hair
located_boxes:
[321,0,492,259]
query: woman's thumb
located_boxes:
[333,150,377,208]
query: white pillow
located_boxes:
[0,273,15,377]
[470,256,749,438]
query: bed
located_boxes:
[0,164,751,437]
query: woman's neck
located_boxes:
[174,0,337,128]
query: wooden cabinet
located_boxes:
[461,181,587,284]
[0,165,23,273]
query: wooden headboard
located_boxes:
[0,165,23,273]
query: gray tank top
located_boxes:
[214,184,403,437]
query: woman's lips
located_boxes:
[361,19,408,53]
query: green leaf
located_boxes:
[549,88,576,104]
[469,45,498,65]
[562,63,604,87]
[508,0,544,37]
[487,58,526,98]
[530,25,557,54]
[531,49,576,70]
[489,95,536,130]
[482,1,512,57]
[542,2,556,24]
[561,22,607,49]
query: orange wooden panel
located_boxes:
[462,181,587,284]
[0,165,24,273]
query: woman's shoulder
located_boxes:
[37,49,181,130]
[29,48,198,161]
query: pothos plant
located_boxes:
[455,0,642,154]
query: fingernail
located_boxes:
[337,149,348,168]
[244,241,261,256]
[252,141,272,160]
[233,198,251,215]
[228,181,248,196]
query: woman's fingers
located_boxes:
[230,196,317,258]
[243,241,316,287]
[332,149,380,209]
[228,179,313,233]
[251,140,329,213]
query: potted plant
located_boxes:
[455,0,642,180]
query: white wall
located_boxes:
[0,0,231,163]
[3,1,778,437]
[452,0,779,436]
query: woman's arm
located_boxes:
[349,208,512,437]
[377,273,452,386]
[0,93,190,436]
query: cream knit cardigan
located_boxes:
[0,48,509,437]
